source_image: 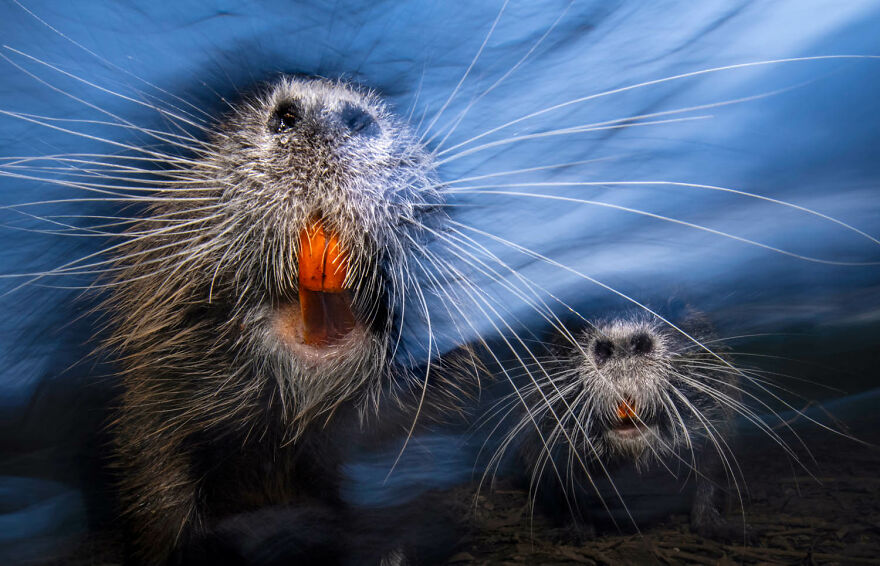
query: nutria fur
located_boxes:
[103,77,469,563]
[514,313,743,540]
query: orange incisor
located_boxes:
[298,217,348,293]
[616,398,637,420]
[297,218,354,345]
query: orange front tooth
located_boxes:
[297,218,354,346]
[298,218,348,292]
[616,398,637,419]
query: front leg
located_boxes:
[689,447,748,542]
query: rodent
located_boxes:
[103,76,464,564]
[3,4,876,564]
[512,311,743,540]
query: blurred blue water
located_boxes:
[0,1,879,561]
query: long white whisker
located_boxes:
[453,180,880,247]
[420,0,510,146]
[438,55,880,155]
[432,1,572,153]
[437,115,712,166]
[453,189,878,265]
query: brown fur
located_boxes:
[102,77,475,563]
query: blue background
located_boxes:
[1,1,879,562]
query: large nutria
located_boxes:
[104,76,469,564]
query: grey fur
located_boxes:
[103,77,456,562]
[513,313,743,539]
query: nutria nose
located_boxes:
[631,333,653,355]
[339,103,378,136]
[269,100,378,138]
[593,339,614,365]
[270,101,301,133]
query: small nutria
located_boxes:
[103,76,467,564]
[513,312,744,540]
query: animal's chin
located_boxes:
[603,422,660,462]
[606,398,661,447]
[608,418,654,441]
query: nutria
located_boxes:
[104,76,470,564]
[513,313,743,540]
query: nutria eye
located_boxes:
[270,102,299,133]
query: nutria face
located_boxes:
[105,77,444,437]
[580,318,736,465]
[572,320,688,462]
[516,316,736,471]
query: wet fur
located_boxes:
[1,5,876,564]
[104,77,463,563]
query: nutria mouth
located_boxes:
[612,417,646,437]
[296,217,356,347]
[273,216,372,362]
[274,298,369,365]
[611,398,651,438]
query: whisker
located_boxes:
[452,189,878,265]
[420,0,511,146]
[438,55,880,155]
[436,115,712,166]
